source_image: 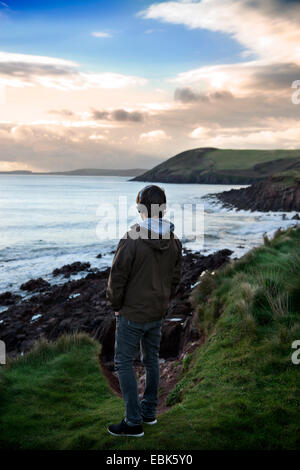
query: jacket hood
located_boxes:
[140,218,175,235]
[136,218,175,251]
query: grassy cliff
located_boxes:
[1,226,300,450]
[132,148,300,184]
[0,334,122,450]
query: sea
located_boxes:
[0,174,298,306]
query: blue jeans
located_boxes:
[114,314,162,426]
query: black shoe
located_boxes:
[142,415,157,425]
[107,419,144,437]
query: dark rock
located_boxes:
[0,291,21,306]
[20,278,51,292]
[292,213,300,220]
[160,320,184,359]
[59,318,73,329]
[19,339,34,351]
[96,253,102,258]
[94,314,116,363]
[208,173,300,212]
[52,261,91,278]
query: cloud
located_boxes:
[139,129,171,142]
[0,52,77,86]
[88,134,107,141]
[0,51,148,90]
[92,108,144,122]
[91,31,112,38]
[187,124,300,150]
[170,60,300,98]
[1,1,300,169]
[139,0,300,63]
[189,126,207,139]
[1,84,300,173]
[92,110,110,120]
[163,87,300,131]
[139,0,300,138]
[174,87,233,102]
[48,109,76,117]
[112,109,144,122]
[174,87,206,103]
[0,120,162,171]
[0,161,44,172]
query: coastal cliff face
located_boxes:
[132,148,300,185]
[211,171,300,212]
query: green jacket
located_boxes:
[106,220,182,322]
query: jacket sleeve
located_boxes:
[171,239,182,298]
[106,235,136,311]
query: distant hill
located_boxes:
[131,147,300,184]
[0,170,33,174]
[0,168,146,177]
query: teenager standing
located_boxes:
[106,185,182,437]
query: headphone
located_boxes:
[137,185,166,217]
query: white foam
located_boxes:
[190,281,200,289]
[30,314,42,323]
[69,293,81,299]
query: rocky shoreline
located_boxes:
[0,248,232,362]
[208,172,300,213]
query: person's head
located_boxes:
[136,185,166,220]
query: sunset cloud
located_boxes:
[0,51,148,90]
[0,1,300,172]
[139,129,171,142]
[48,109,76,117]
[169,60,300,98]
[0,118,170,171]
[187,124,300,150]
[88,134,107,140]
[92,108,145,122]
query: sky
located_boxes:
[0,0,300,171]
